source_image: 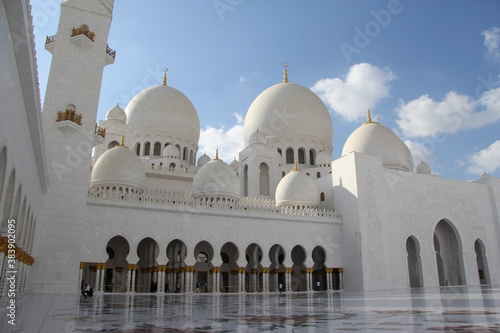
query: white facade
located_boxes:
[1,0,499,296]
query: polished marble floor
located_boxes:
[1,286,500,332]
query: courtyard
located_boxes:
[1,285,500,332]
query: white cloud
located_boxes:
[404,140,436,170]
[482,26,500,63]
[396,88,500,138]
[466,140,500,175]
[311,63,396,121]
[199,113,245,163]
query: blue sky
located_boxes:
[32,0,500,180]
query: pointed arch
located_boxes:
[406,236,423,288]
[433,219,465,286]
[259,162,270,196]
[474,239,491,284]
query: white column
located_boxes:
[98,264,106,292]
[129,265,137,293]
[238,268,246,293]
[285,268,292,292]
[213,267,221,293]
[93,266,100,291]
[158,266,165,292]
[262,268,269,292]
[78,262,84,290]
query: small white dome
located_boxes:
[243,82,333,147]
[197,153,211,167]
[106,104,127,123]
[275,169,319,208]
[342,122,414,172]
[416,160,431,174]
[125,85,200,144]
[229,158,239,172]
[248,129,267,145]
[316,150,332,166]
[163,144,180,158]
[192,159,240,201]
[91,146,146,192]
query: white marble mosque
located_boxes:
[1,0,500,306]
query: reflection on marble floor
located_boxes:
[1,285,500,332]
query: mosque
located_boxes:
[1,0,499,297]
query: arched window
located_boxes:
[243,165,248,196]
[108,141,119,150]
[317,172,321,179]
[298,148,305,164]
[144,142,151,156]
[135,143,141,156]
[282,171,286,178]
[320,192,325,201]
[286,148,294,164]
[153,142,161,156]
[183,147,189,161]
[169,162,176,169]
[259,163,270,196]
[309,149,316,165]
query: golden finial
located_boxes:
[363,109,379,125]
[293,160,300,171]
[214,149,220,160]
[283,63,289,83]
[117,135,127,148]
[162,67,168,86]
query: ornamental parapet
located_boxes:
[57,109,82,125]
[88,188,341,220]
[45,35,56,45]
[95,124,106,138]
[71,24,95,41]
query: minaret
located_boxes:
[30,0,115,293]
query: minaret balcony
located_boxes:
[45,35,56,54]
[55,109,83,135]
[105,44,116,66]
[94,124,106,144]
[71,24,95,41]
[70,24,95,49]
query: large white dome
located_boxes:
[275,169,320,208]
[125,85,200,144]
[342,121,414,172]
[192,158,240,202]
[91,146,146,192]
[243,83,333,147]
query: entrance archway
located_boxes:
[136,238,159,292]
[221,242,239,292]
[105,236,130,292]
[269,244,286,292]
[166,239,187,292]
[193,241,214,292]
[245,243,263,292]
[433,219,465,286]
[474,239,491,284]
[312,246,327,291]
[291,245,307,291]
[406,236,423,288]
